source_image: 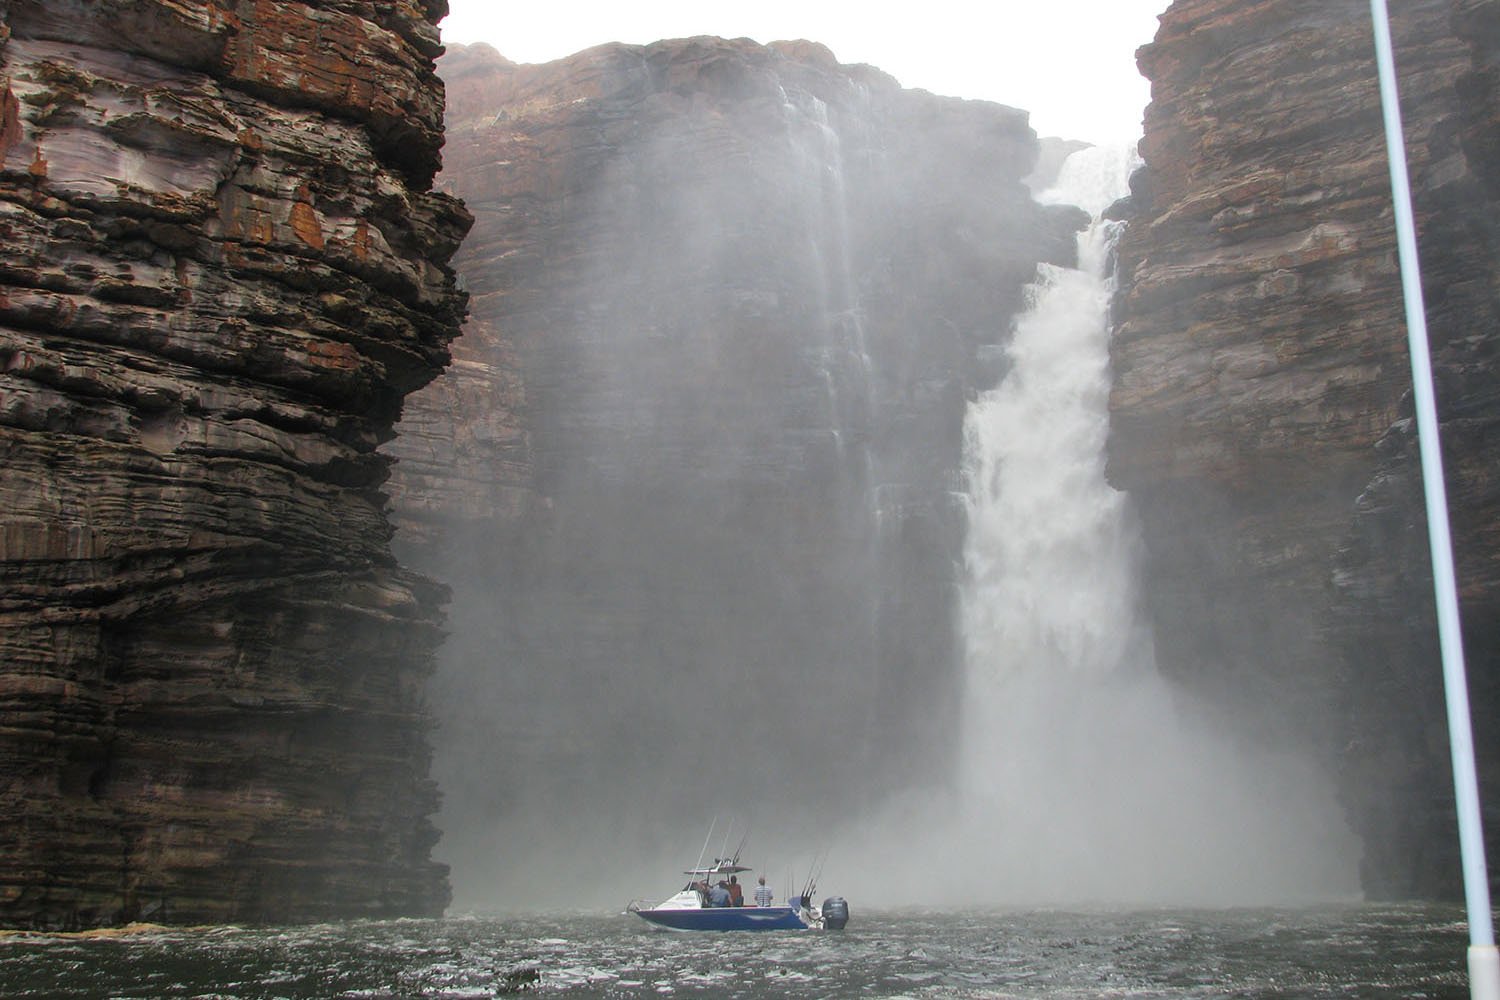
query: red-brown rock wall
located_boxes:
[0,0,469,927]
[1114,0,1500,898]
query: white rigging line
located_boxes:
[1368,3,1497,998]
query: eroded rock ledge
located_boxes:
[0,0,470,928]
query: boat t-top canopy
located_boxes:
[684,861,751,876]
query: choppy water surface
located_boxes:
[0,905,1468,999]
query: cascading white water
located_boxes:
[908,144,1357,904]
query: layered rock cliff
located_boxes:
[386,39,1077,897]
[0,0,469,927]
[1113,0,1500,898]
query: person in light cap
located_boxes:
[754,875,773,907]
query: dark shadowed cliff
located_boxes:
[1113,0,1500,899]
[385,38,1080,902]
[0,0,469,927]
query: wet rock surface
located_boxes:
[1114,0,1500,898]
[0,0,469,927]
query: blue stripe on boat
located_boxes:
[633,906,808,931]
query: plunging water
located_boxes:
[855,145,1357,905]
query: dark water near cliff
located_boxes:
[0,904,1471,999]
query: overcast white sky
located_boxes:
[438,1,1167,143]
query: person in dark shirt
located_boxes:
[727,875,744,907]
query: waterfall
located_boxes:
[783,89,876,465]
[857,144,1357,905]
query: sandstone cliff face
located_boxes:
[0,0,469,927]
[1114,0,1500,898]
[386,39,1076,895]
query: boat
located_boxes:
[627,852,849,932]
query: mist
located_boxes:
[807,146,1359,907]
[399,44,1361,914]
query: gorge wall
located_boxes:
[0,0,469,927]
[386,38,1080,902]
[1113,0,1500,898]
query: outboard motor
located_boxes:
[820,896,849,930]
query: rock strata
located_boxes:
[386,39,1076,895]
[1113,0,1500,898]
[0,0,469,927]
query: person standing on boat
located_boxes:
[754,876,773,907]
[727,876,744,907]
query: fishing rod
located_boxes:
[692,816,717,889]
[800,847,828,904]
[717,820,733,869]
[730,826,749,867]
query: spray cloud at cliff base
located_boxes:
[439,0,1164,143]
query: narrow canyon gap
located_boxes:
[387,38,1081,905]
[393,0,1500,908]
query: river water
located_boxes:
[0,904,1469,998]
